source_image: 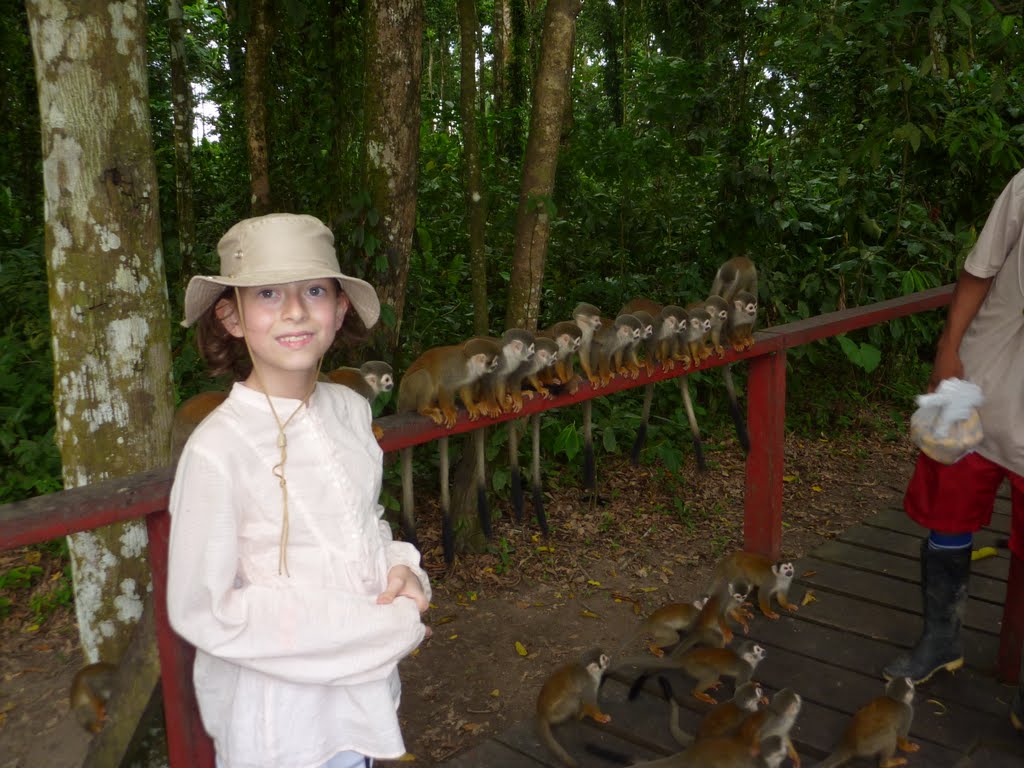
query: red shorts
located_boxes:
[904,451,1024,558]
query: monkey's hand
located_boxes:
[715,345,726,358]
[762,609,781,620]
[378,565,429,613]
[581,704,612,724]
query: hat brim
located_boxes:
[182,271,381,329]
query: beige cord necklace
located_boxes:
[234,289,323,577]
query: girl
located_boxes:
[167,213,430,768]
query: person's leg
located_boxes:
[883,452,1004,683]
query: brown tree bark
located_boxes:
[25,0,174,665]
[362,0,424,351]
[506,0,581,331]
[244,0,274,215]
[458,0,488,336]
[168,0,197,284]
[492,0,511,155]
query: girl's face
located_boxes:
[219,279,349,395]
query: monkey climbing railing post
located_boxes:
[743,346,787,561]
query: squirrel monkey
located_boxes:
[506,336,558,524]
[528,321,583,533]
[678,305,713,472]
[708,550,799,620]
[572,302,603,386]
[621,597,709,657]
[324,361,394,439]
[696,681,770,742]
[711,256,758,454]
[622,640,767,706]
[619,299,689,464]
[170,390,229,462]
[703,295,731,359]
[736,687,803,768]
[466,329,536,539]
[536,649,612,767]
[397,337,502,555]
[70,661,116,734]
[324,360,394,400]
[671,584,751,654]
[818,677,919,768]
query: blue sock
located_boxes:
[928,531,973,550]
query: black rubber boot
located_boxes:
[882,538,970,683]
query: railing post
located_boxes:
[998,551,1024,683]
[146,510,216,768]
[744,348,786,560]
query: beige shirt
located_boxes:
[960,167,1024,475]
[168,382,430,768]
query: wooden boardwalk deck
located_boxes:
[440,491,1024,767]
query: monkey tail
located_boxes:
[582,399,596,493]
[400,446,420,549]
[531,414,549,535]
[679,375,707,472]
[655,677,692,748]
[509,419,524,523]
[630,383,655,465]
[438,437,454,564]
[722,364,751,454]
[475,429,493,539]
[537,716,579,768]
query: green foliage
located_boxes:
[0,240,62,503]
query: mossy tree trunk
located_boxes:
[506,0,581,331]
[244,0,274,215]
[362,0,425,353]
[168,0,196,286]
[26,0,174,664]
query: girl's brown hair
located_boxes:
[195,285,370,380]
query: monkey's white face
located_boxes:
[377,373,394,392]
[642,323,653,339]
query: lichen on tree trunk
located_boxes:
[362,0,425,353]
[26,0,174,664]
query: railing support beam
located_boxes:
[744,348,786,560]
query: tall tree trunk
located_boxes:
[168,0,196,285]
[244,0,274,215]
[506,0,529,162]
[362,0,424,352]
[458,0,488,336]
[506,0,581,331]
[492,0,511,156]
[25,0,174,663]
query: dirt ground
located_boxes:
[0,413,917,768]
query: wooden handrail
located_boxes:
[0,284,963,767]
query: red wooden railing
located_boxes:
[2,283,1022,767]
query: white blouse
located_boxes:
[167,382,429,768]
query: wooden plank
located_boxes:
[796,557,1004,635]
[839,526,1009,581]
[439,734,550,768]
[745,610,1014,719]
[810,540,1008,604]
[491,711,666,768]
[749,642,1001,755]
[770,586,1000,671]
[867,505,1011,539]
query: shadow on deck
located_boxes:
[440,490,1024,767]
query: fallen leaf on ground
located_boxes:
[801,591,817,606]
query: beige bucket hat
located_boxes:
[182,213,380,329]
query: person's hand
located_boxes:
[377,565,429,613]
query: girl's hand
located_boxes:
[377,565,429,613]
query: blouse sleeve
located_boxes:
[377,513,432,604]
[167,443,426,687]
